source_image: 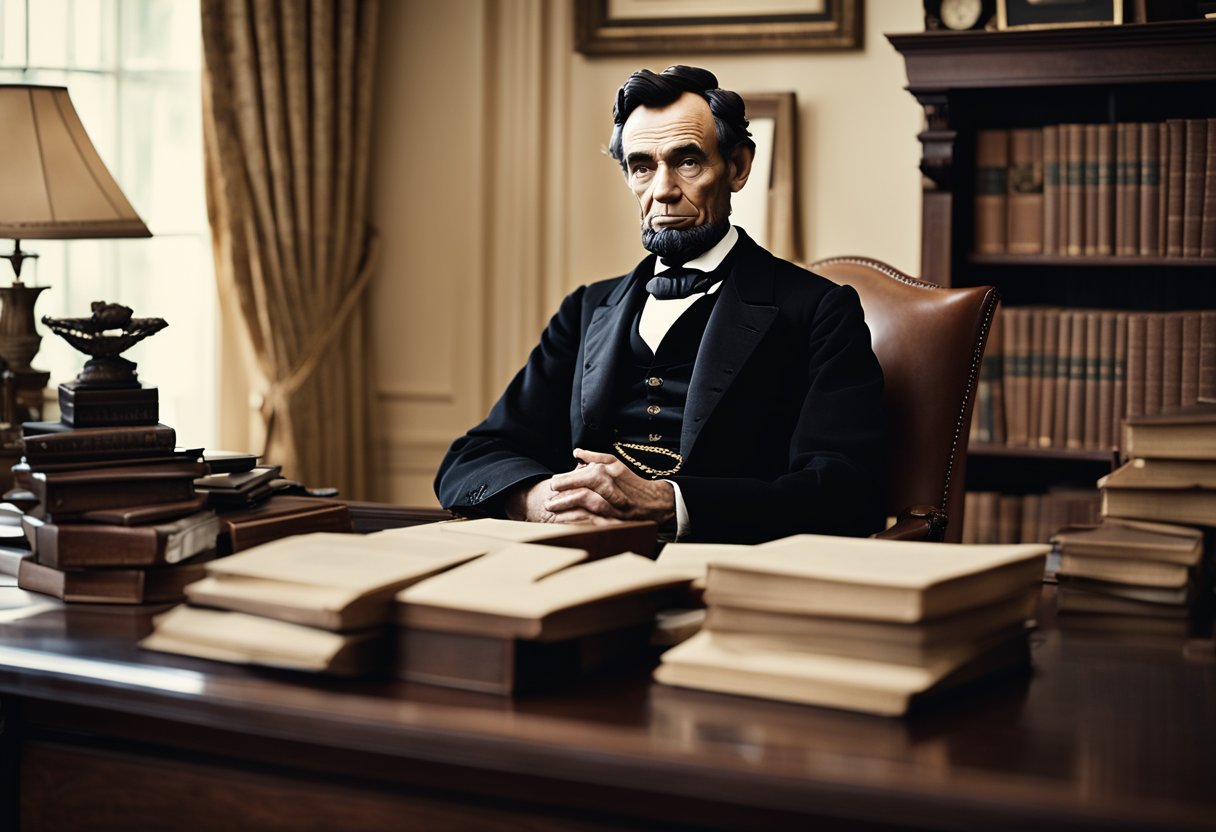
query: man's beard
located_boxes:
[641,219,730,264]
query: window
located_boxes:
[0,0,217,448]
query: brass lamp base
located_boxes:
[0,282,49,373]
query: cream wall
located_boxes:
[370,0,925,505]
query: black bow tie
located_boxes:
[646,266,718,300]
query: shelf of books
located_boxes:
[891,20,1216,546]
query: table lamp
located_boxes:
[0,84,150,419]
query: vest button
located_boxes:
[647,376,663,388]
[649,433,662,442]
[646,404,661,416]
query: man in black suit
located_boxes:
[435,65,885,543]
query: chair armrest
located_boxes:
[872,505,948,542]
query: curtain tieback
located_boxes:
[259,231,382,451]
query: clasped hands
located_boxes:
[506,448,675,525]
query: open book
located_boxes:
[184,531,489,630]
[396,543,690,641]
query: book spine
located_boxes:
[1053,311,1073,445]
[1043,125,1060,255]
[1138,121,1161,257]
[1066,124,1085,256]
[1066,311,1087,450]
[1166,119,1186,257]
[1123,123,1141,257]
[1144,313,1165,417]
[1007,128,1044,254]
[1097,311,1116,450]
[1126,313,1147,421]
[1183,119,1208,257]
[1083,124,1099,257]
[35,524,161,569]
[1112,312,1128,452]
[1009,307,1030,447]
[1084,311,1101,449]
[1203,118,1216,258]
[21,425,176,462]
[1027,308,1045,447]
[1161,312,1182,411]
[975,130,1010,254]
[1114,123,1127,256]
[1038,309,1060,448]
[1181,311,1201,407]
[34,479,198,517]
[1158,123,1169,256]
[989,309,1007,445]
[1096,123,1115,256]
[1201,310,1216,402]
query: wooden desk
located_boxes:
[0,585,1213,832]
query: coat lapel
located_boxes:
[579,256,652,436]
[680,231,779,461]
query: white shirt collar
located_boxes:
[656,225,739,275]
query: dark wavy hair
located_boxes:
[608,65,755,173]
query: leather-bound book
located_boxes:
[1005,307,1029,447]
[1183,119,1208,257]
[1161,312,1183,412]
[1096,311,1116,451]
[20,423,176,466]
[17,557,211,604]
[1181,311,1201,407]
[1084,310,1102,449]
[1203,118,1216,258]
[1112,312,1129,452]
[1165,119,1186,256]
[1139,121,1161,256]
[1052,311,1073,446]
[1037,309,1060,448]
[1144,313,1165,417]
[1200,310,1216,401]
[1157,122,1169,255]
[26,511,219,569]
[1007,128,1044,254]
[1096,123,1116,256]
[218,496,352,554]
[14,461,207,521]
[1066,123,1085,256]
[975,130,1009,254]
[1120,123,1141,257]
[988,308,1007,445]
[1042,125,1060,255]
[1026,308,1045,447]
[1083,124,1099,256]
[1125,313,1147,421]
[1066,311,1087,450]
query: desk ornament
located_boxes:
[41,301,167,428]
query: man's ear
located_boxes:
[728,145,755,193]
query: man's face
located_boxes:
[620,91,751,258]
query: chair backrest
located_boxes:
[810,257,999,543]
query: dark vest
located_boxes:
[611,290,721,476]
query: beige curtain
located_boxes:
[201,0,380,498]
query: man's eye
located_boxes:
[632,165,651,176]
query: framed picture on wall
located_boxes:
[733,92,803,263]
[574,0,863,55]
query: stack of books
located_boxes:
[141,530,492,674]
[1052,519,1205,636]
[14,423,220,603]
[142,518,665,678]
[1055,401,1216,626]
[394,524,682,693]
[654,535,1049,716]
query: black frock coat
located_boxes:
[434,230,887,544]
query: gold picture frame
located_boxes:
[574,0,862,55]
[997,0,1123,30]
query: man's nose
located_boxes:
[652,163,682,203]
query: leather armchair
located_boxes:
[810,257,999,543]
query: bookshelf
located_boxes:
[889,20,1216,543]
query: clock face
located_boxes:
[941,0,983,30]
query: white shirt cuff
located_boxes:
[665,479,690,540]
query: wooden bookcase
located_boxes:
[888,21,1216,537]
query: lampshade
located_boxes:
[0,84,150,240]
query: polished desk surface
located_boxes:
[0,582,1214,832]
